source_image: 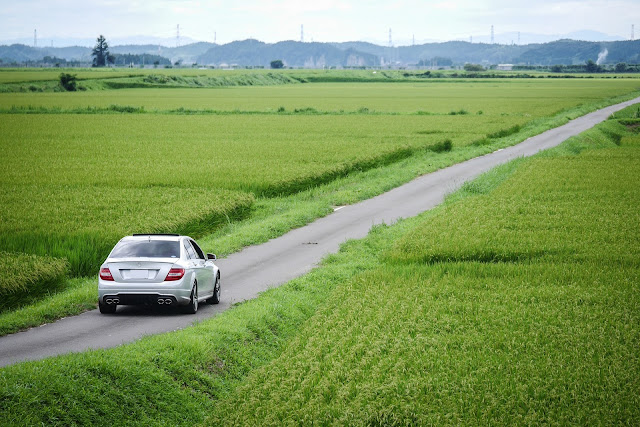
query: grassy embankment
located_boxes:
[0,76,639,334]
[0,67,637,92]
[0,106,638,425]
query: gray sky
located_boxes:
[1,0,638,45]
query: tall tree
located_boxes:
[92,35,113,67]
[585,59,600,73]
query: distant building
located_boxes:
[497,64,514,71]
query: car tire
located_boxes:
[184,283,198,314]
[207,274,221,305]
[99,300,117,314]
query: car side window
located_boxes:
[183,241,197,260]
[189,240,206,260]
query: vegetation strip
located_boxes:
[1,110,638,425]
[0,105,482,115]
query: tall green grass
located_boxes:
[0,252,68,312]
[0,111,517,279]
[0,187,253,277]
[210,116,640,425]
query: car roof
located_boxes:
[121,234,188,242]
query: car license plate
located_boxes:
[121,269,158,280]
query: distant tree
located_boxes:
[270,59,284,69]
[550,64,564,73]
[59,73,77,91]
[615,62,628,73]
[463,63,484,72]
[92,35,112,67]
[585,59,600,73]
[430,56,453,67]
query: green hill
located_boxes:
[1,39,639,67]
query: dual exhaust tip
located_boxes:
[103,297,174,305]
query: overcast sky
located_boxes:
[1,0,638,45]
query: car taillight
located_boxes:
[100,267,114,281]
[165,268,185,281]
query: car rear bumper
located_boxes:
[99,279,192,306]
[101,293,189,306]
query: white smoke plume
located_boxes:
[596,49,609,65]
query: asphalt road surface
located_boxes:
[1,97,638,367]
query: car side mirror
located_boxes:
[207,253,217,260]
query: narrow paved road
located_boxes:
[1,97,638,367]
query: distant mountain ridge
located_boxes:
[1,38,639,67]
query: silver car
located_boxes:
[98,234,220,314]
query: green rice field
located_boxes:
[2,79,639,114]
[0,69,639,323]
[210,113,640,425]
[1,109,637,425]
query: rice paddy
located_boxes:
[1,110,637,425]
[0,71,639,309]
[209,112,640,425]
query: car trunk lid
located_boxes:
[105,258,178,283]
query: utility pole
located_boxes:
[176,24,180,47]
[214,32,217,44]
[34,29,37,47]
[491,25,494,44]
[301,24,304,42]
[632,24,635,41]
[388,28,392,47]
[412,34,415,46]
[518,31,520,45]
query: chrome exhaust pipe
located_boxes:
[158,299,164,305]
[164,299,172,305]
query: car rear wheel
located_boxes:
[207,274,221,304]
[184,283,198,314]
[99,300,117,314]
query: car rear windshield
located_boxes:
[109,240,180,258]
